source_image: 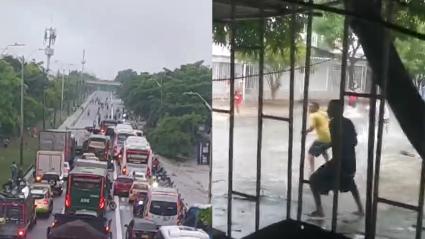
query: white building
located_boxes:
[212,44,370,103]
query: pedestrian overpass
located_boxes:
[86,80,121,91]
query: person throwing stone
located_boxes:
[308,100,364,218]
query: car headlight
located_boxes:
[138,201,144,205]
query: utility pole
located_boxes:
[19,56,24,167]
[60,69,65,122]
[43,27,57,130]
[43,27,56,73]
[80,50,86,102]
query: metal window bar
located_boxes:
[219,3,299,237]
[255,8,265,232]
[227,2,236,236]
[286,2,296,220]
[214,0,425,238]
[369,2,425,239]
[296,0,314,222]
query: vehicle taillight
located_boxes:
[36,176,41,182]
[99,196,105,209]
[105,226,110,232]
[122,167,127,174]
[43,199,49,205]
[17,229,25,237]
[65,194,71,208]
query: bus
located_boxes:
[99,120,117,135]
[65,166,110,217]
[85,135,110,161]
[122,137,152,177]
[113,127,136,164]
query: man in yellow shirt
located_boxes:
[304,102,331,175]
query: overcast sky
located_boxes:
[0,0,211,79]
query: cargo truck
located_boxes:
[39,130,76,163]
[35,150,64,183]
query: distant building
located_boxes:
[212,47,371,103]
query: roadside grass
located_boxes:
[0,136,38,184]
[0,109,73,185]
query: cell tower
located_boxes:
[43,27,57,73]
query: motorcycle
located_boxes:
[107,194,116,210]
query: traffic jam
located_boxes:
[0,93,210,239]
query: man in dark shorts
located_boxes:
[305,102,332,175]
[308,100,364,218]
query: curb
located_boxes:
[71,92,96,127]
[24,93,96,182]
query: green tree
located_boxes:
[117,61,211,158]
[313,13,363,90]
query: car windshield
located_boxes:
[31,193,45,200]
[0,205,22,223]
[133,183,148,190]
[117,133,132,144]
[72,177,102,191]
[117,177,133,184]
[149,201,177,216]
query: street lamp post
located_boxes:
[60,69,65,122]
[183,91,212,203]
[150,78,163,106]
[19,56,24,167]
[183,91,212,111]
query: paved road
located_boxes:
[28,90,210,239]
[27,91,122,239]
[212,102,420,239]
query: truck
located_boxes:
[35,150,64,182]
[39,130,76,163]
[0,190,36,239]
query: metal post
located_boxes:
[365,71,377,239]
[287,3,296,220]
[19,57,24,167]
[60,70,65,122]
[371,2,393,238]
[255,10,265,232]
[297,0,314,221]
[227,1,236,236]
[42,90,46,130]
[331,14,350,233]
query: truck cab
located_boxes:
[0,191,37,239]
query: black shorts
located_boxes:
[309,161,356,195]
[308,140,331,157]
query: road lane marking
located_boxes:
[113,162,123,239]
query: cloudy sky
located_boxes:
[0,0,211,79]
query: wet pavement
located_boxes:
[212,100,422,239]
[27,91,120,239]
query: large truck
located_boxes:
[35,150,65,182]
[39,130,76,163]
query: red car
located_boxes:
[113,175,134,197]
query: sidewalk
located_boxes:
[58,92,96,130]
[159,156,209,205]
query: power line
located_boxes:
[212,58,332,82]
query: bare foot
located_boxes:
[352,211,365,217]
[307,210,325,218]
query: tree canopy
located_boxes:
[0,55,95,135]
[117,61,211,158]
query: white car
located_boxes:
[132,171,147,181]
[63,162,70,179]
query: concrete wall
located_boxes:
[212,55,370,103]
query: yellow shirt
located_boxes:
[310,110,331,143]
